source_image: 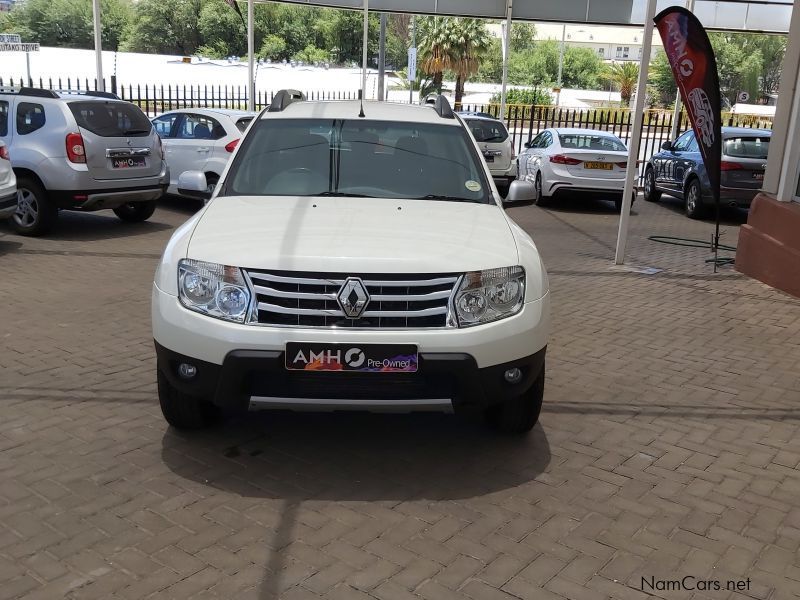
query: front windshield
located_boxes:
[222,118,491,203]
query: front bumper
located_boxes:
[152,282,549,413]
[155,341,546,415]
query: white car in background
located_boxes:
[0,140,16,221]
[460,113,517,194]
[517,127,635,212]
[152,108,256,197]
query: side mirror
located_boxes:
[523,141,533,149]
[661,140,673,151]
[177,170,211,200]
[504,180,537,204]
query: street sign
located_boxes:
[0,34,40,52]
[407,47,417,82]
[738,90,750,103]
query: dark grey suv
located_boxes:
[0,88,169,235]
[643,127,771,219]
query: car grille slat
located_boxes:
[245,269,458,329]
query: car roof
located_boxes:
[722,126,772,137]
[157,108,257,118]
[261,100,461,125]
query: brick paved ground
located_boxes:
[1,194,799,600]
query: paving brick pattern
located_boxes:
[1,195,799,600]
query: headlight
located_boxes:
[453,266,525,327]
[178,259,251,323]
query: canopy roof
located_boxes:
[268,0,793,32]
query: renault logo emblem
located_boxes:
[337,278,370,318]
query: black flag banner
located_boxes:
[226,0,246,28]
[654,7,724,264]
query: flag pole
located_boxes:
[614,0,657,265]
[247,0,254,111]
[362,0,369,101]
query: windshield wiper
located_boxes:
[315,192,370,197]
[415,194,480,203]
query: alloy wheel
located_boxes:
[14,188,38,228]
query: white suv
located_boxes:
[152,91,550,433]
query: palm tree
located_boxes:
[418,17,491,105]
[605,61,640,105]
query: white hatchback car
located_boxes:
[0,140,16,221]
[152,91,550,434]
[518,127,635,211]
[151,108,256,196]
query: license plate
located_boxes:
[285,342,418,373]
[111,156,146,169]
[584,162,613,170]
[753,172,764,180]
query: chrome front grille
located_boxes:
[244,270,460,328]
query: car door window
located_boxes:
[672,131,694,152]
[686,136,700,152]
[153,114,178,138]
[527,133,542,149]
[177,114,225,141]
[0,101,8,137]
[541,132,553,148]
[16,102,46,135]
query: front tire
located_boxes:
[157,370,221,430]
[643,168,661,202]
[12,176,57,236]
[113,200,157,222]
[684,179,705,219]
[485,363,545,434]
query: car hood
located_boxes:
[187,196,519,273]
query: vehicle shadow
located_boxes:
[0,210,174,242]
[652,196,749,225]
[0,238,22,256]
[160,411,551,599]
[538,194,637,216]
[159,194,204,215]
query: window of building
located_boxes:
[598,48,605,56]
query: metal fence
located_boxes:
[1,75,774,167]
[457,102,775,159]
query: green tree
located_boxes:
[292,45,330,65]
[648,49,677,108]
[510,22,536,52]
[418,17,490,104]
[708,32,786,105]
[122,0,202,55]
[5,0,130,50]
[491,87,551,106]
[506,40,604,89]
[605,61,639,105]
[259,34,287,61]
[197,0,244,57]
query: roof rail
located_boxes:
[423,94,455,119]
[13,87,59,99]
[268,89,306,112]
[53,89,121,100]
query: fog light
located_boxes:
[178,363,197,379]
[504,367,522,384]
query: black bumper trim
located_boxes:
[154,342,546,416]
[0,193,16,210]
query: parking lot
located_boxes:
[1,196,800,600]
